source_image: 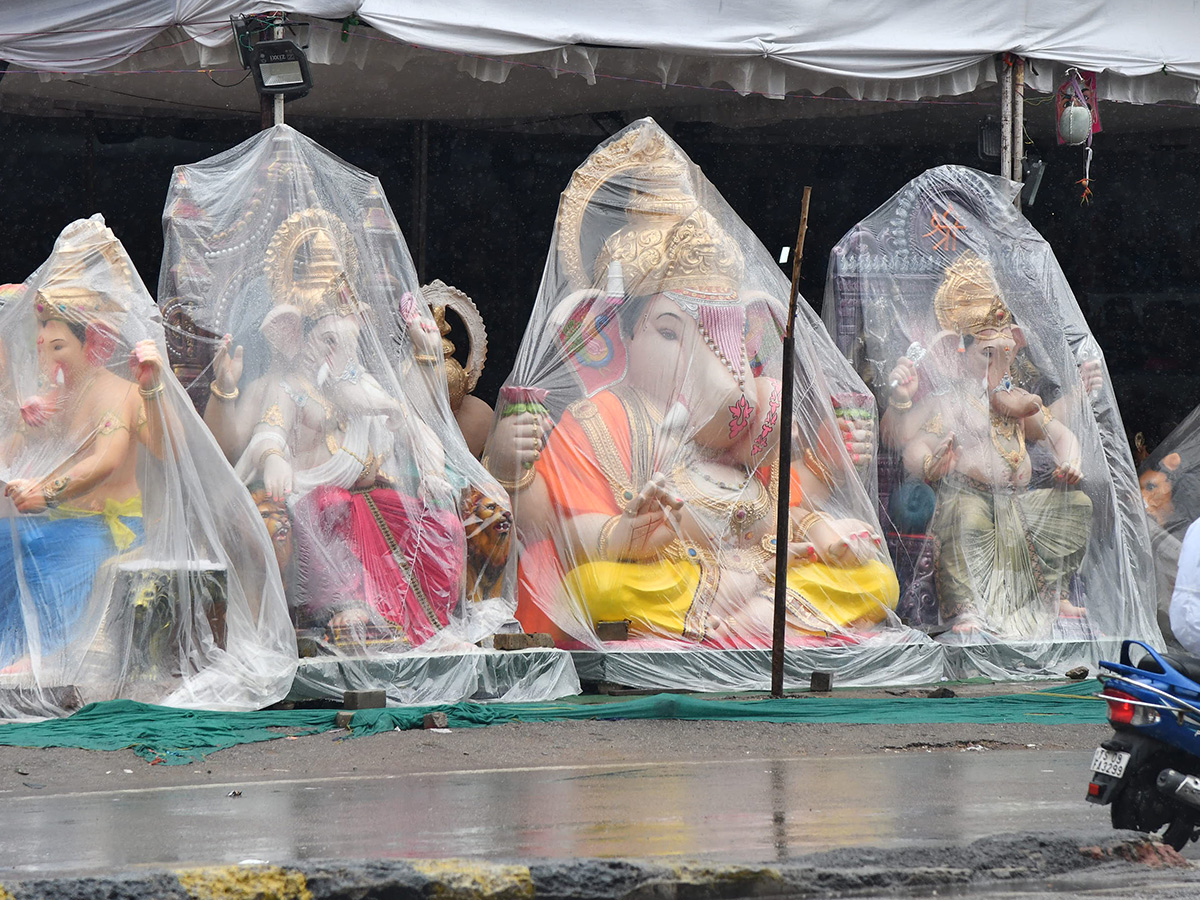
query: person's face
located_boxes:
[37,319,86,381]
[1140,469,1175,525]
[306,315,361,374]
[963,332,1016,389]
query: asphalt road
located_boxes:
[0,718,1143,874]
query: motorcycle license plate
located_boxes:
[1091,747,1130,778]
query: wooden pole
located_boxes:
[770,185,812,699]
[1000,53,1013,180]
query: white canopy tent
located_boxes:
[0,1,1198,122]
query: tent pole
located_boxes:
[1012,55,1026,205]
[771,185,812,699]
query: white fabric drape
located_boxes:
[1,2,1197,109]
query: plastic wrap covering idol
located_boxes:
[1138,406,1200,652]
[0,216,297,717]
[824,165,1158,674]
[484,120,932,691]
[158,126,561,705]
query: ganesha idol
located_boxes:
[883,251,1092,639]
[486,122,899,650]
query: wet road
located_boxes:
[0,749,1132,876]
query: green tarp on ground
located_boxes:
[0,681,1106,765]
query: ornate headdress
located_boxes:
[264,207,363,320]
[933,250,1013,341]
[34,218,131,327]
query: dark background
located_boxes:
[1,98,1197,454]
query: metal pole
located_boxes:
[999,54,1013,180]
[1012,55,1026,205]
[272,22,284,126]
[771,186,812,699]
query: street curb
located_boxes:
[0,833,1195,900]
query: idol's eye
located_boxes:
[657,327,679,342]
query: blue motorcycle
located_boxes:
[1088,640,1200,850]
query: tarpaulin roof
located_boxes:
[0,1,1198,108]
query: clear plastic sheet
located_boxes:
[159,125,562,703]
[485,119,930,689]
[823,165,1159,668]
[0,215,297,718]
[1139,403,1200,651]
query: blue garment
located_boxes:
[0,513,144,667]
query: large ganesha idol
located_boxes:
[486,119,905,659]
[824,165,1157,660]
[159,125,515,665]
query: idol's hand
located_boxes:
[887,357,919,405]
[407,316,441,357]
[809,516,882,567]
[263,454,293,501]
[922,433,958,483]
[607,474,683,561]
[486,411,550,481]
[1054,460,1083,485]
[838,416,873,468]
[130,340,163,390]
[5,478,47,513]
[786,541,819,565]
[1080,359,1103,396]
[213,335,243,394]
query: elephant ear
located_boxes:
[929,329,963,366]
[260,304,302,361]
[1011,324,1027,352]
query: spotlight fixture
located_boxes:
[231,15,313,100]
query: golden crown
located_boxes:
[594,208,744,299]
[34,219,132,325]
[557,121,702,289]
[933,251,1013,340]
[264,207,364,320]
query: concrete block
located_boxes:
[493,633,556,651]
[423,711,449,729]
[342,689,386,710]
[335,710,355,729]
[809,671,833,692]
[596,620,630,642]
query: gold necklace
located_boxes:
[965,391,1027,471]
[673,464,772,531]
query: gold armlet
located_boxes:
[260,404,285,428]
[597,515,622,561]
[413,354,440,367]
[794,510,828,541]
[210,382,239,401]
[888,395,913,410]
[139,382,165,399]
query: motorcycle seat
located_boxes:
[1137,651,1200,684]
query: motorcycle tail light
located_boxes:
[1106,690,1161,727]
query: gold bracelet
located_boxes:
[888,395,912,410]
[413,354,439,367]
[494,465,536,493]
[794,510,828,541]
[260,447,286,467]
[597,515,622,561]
[210,381,239,401]
[139,382,165,399]
[41,475,70,508]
